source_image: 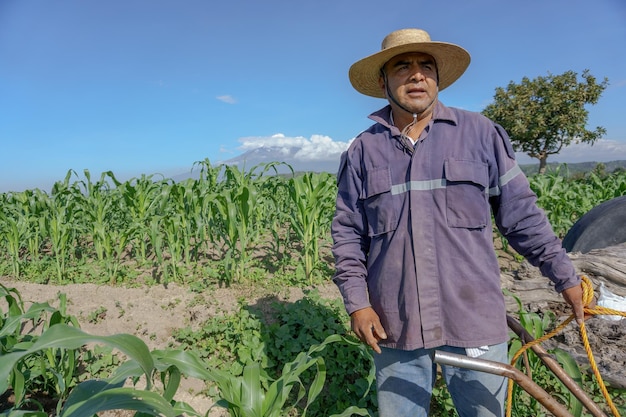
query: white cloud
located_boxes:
[293,135,351,161]
[516,138,626,164]
[238,134,351,161]
[216,95,237,104]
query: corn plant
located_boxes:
[188,178,218,262]
[73,170,135,283]
[0,189,49,277]
[14,298,82,415]
[74,170,118,262]
[287,172,336,283]
[257,172,293,268]
[26,190,48,263]
[212,164,268,283]
[165,181,198,268]
[0,283,28,355]
[148,215,165,270]
[161,209,185,283]
[1,283,81,414]
[146,181,203,282]
[584,169,626,199]
[0,208,27,278]
[213,186,255,283]
[43,174,82,282]
[120,174,171,264]
[190,158,223,258]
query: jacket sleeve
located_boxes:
[331,148,372,315]
[488,123,580,293]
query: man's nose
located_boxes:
[409,67,425,82]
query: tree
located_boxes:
[482,70,608,174]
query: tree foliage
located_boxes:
[482,70,608,174]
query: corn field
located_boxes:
[0,161,625,286]
[528,166,626,238]
[0,160,336,286]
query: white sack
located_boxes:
[597,282,626,321]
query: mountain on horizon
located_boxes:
[172,146,343,182]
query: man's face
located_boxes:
[379,52,439,115]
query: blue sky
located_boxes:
[1,0,625,192]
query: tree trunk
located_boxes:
[538,155,548,174]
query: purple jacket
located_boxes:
[331,101,580,350]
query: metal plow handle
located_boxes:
[434,350,575,417]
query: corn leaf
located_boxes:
[60,380,175,417]
[553,347,583,417]
[0,411,48,417]
[329,406,375,417]
[0,324,153,394]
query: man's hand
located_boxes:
[350,307,387,354]
[561,283,593,325]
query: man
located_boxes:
[331,28,586,417]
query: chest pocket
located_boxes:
[362,167,398,236]
[444,159,490,229]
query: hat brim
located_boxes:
[349,41,471,98]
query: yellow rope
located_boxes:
[506,275,626,417]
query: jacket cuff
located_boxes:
[337,285,370,316]
[555,274,582,293]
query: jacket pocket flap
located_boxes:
[444,159,488,188]
[364,168,392,198]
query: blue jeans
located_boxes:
[374,343,508,417]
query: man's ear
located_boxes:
[378,76,386,95]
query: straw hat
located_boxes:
[349,28,471,98]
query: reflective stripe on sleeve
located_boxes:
[489,163,523,197]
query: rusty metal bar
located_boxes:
[506,315,607,417]
[434,350,575,417]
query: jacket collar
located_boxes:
[368,100,458,132]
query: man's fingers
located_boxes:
[351,323,380,353]
[583,296,597,321]
[364,330,382,354]
[351,307,388,354]
[561,283,588,325]
[372,322,388,340]
[364,323,388,354]
[575,306,585,325]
